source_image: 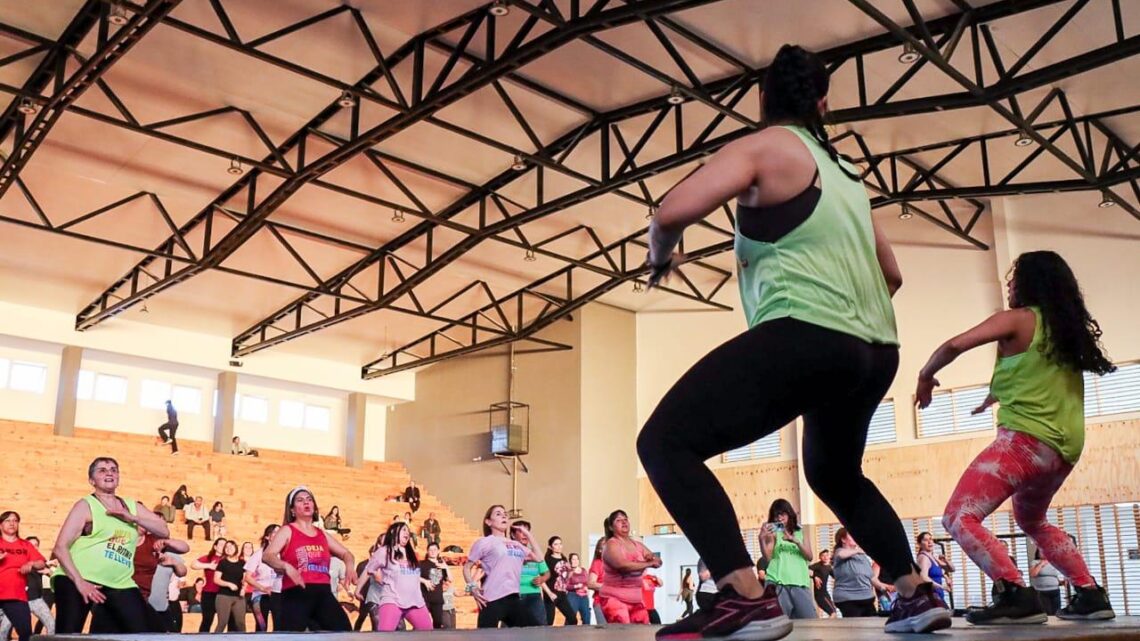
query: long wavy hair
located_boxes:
[381,522,418,567]
[762,44,858,181]
[1010,251,1114,375]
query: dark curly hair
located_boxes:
[762,44,858,181]
[1010,251,1114,375]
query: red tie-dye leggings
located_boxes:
[942,428,1095,588]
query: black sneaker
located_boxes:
[965,579,1046,625]
[1058,585,1115,621]
[655,584,791,641]
[885,582,952,633]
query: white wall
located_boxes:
[234,377,347,457]
[0,335,61,424]
[363,397,389,462]
[642,534,700,625]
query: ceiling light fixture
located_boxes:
[898,41,920,64]
[511,154,527,171]
[646,205,657,220]
[1098,192,1116,208]
[898,204,914,220]
[336,91,356,108]
[667,85,685,105]
[489,1,510,17]
[227,158,243,175]
[108,2,130,26]
[391,209,406,223]
[16,98,37,115]
[523,248,536,262]
[632,280,643,293]
[140,303,149,314]
[1014,130,1034,147]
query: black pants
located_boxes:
[1040,589,1061,615]
[836,598,877,617]
[278,585,350,631]
[142,603,169,633]
[425,601,445,629]
[696,591,716,611]
[0,600,31,641]
[168,600,183,632]
[187,520,211,541]
[477,594,536,628]
[158,422,178,453]
[638,318,912,582]
[544,592,577,625]
[197,591,217,631]
[52,576,149,634]
[648,608,661,624]
[353,602,375,631]
[815,590,835,615]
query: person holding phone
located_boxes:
[760,500,815,619]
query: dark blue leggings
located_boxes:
[638,318,914,583]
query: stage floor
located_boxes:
[43,617,1140,640]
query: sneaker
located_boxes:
[1058,585,1115,621]
[885,582,952,633]
[655,584,791,641]
[965,579,1046,625]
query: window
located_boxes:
[139,379,171,409]
[76,370,95,399]
[722,431,781,463]
[303,405,331,431]
[279,400,304,428]
[917,385,995,438]
[8,361,47,393]
[0,358,9,388]
[866,399,897,444]
[171,385,202,414]
[237,394,268,423]
[1085,361,1140,418]
[93,374,128,404]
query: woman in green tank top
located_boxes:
[638,44,950,640]
[916,251,1116,625]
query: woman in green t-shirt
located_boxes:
[918,251,1116,625]
[759,500,814,619]
[510,520,548,627]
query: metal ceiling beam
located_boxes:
[73,0,722,332]
[0,0,181,200]
[848,0,1140,220]
[233,0,1131,360]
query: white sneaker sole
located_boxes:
[885,607,953,633]
[967,613,1047,625]
[723,615,793,641]
[1057,610,1116,621]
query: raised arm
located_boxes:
[917,309,1025,408]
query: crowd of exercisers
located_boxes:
[0,41,1130,641]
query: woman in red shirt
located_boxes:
[0,511,47,641]
[264,487,357,631]
[190,537,227,631]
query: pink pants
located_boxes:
[374,603,433,631]
[600,596,649,624]
[942,428,1094,588]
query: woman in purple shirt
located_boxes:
[463,504,540,628]
[364,522,433,631]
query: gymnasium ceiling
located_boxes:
[0,0,1137,378]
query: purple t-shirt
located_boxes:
[469,535,528,602]
[365,546,425,609]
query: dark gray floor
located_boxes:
[41,617,1140,640]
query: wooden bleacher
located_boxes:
[0,420,483,629]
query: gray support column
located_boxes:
[53,345,83,436]
[345,392,367,468]
[214,371,237,453]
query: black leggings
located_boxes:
[278,585,350,631]
[198,591,217,632]
[638,318,914,582]
[815,591,835,615]
[836,598,877,617]
[158,422,178,453]
[52,576,148,633]
[477,594,535,628]
[0,600,31,641]
[544,592,577,625]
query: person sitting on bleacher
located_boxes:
[230,436,259,458]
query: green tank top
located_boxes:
[62,495,140,589]
[734,126,898,345]
[766,529,811,588]
[990,306,1085,464]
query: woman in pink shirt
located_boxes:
[364,522,433,631]
[587,538,606,625]
[600,509,660,624]
[463,504,540,628]
[564,553,592,625]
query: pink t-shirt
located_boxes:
[365,546,425,609]
[601,539,647,605]
[588,558,605,604]
[468,535,528,602]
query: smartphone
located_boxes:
[765,522,783,534]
